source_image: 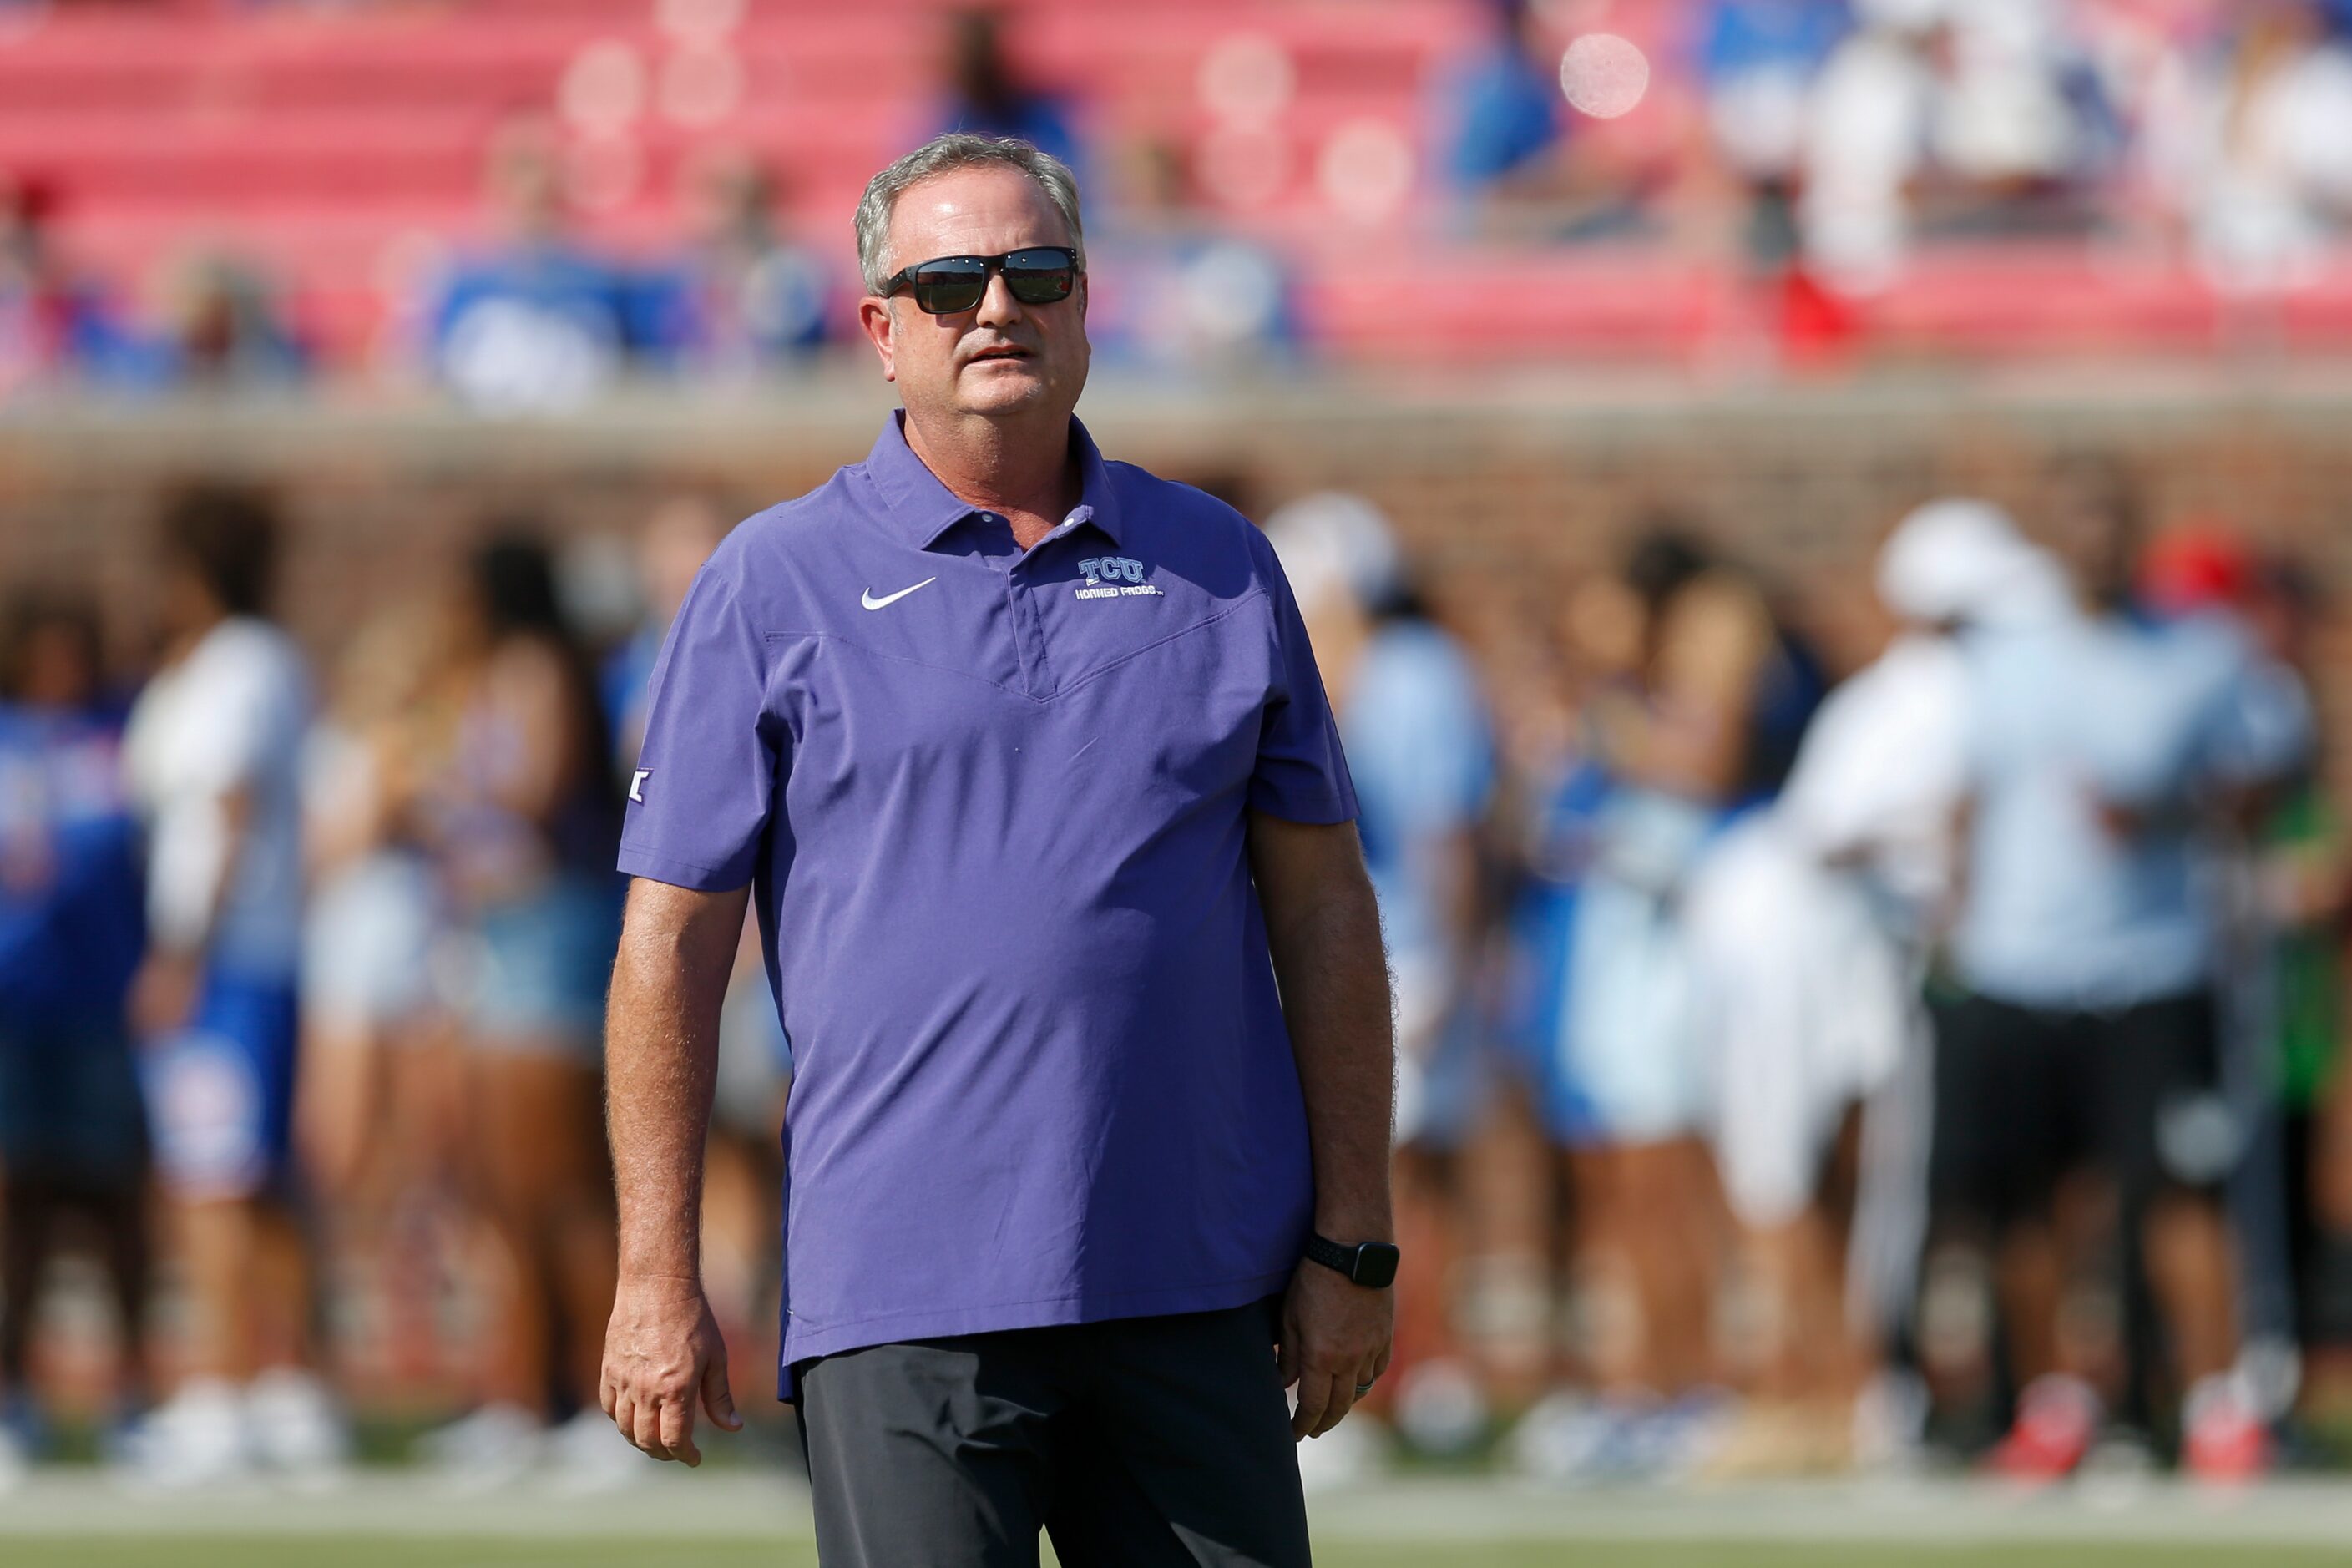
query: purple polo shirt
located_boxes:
[620,412,1357,1394]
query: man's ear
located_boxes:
[857,296,898,382]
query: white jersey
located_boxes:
[124,616,311,980]
[1774,632,1971,927]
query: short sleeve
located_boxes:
[180,634,305,797]
[2201,647,2313,790]
[617,563,781,890]
[1247,542,1358,825]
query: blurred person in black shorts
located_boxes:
[0,590,150,1476]
[1934,466,2310,1480]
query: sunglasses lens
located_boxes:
[911,259,987,314]
[1004,250,1075,305]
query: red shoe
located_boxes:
[2182,1376,2271,1484]
[1990,1375,2100,1481]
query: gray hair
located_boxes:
[854,134,1085,296]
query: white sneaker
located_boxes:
[548,1407,656,1493]
[1393,1358,1490,1457]
[1292,1408,1387,1492]
[246,1367,352,1488]
[115,1378,254,1490]
[1507,1388,1608,1483]
[0,1421,27,1495]
[418,1401,545,1490]
[1850,1369,1929,1474]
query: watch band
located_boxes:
[1302,1232,1359,1277]
[1303,1232,1401,1288]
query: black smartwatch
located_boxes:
[1303,1232,1400,1289]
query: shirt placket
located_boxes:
[1000,510,1092,700]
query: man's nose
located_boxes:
[973,270,1024,328]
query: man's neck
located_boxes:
[903,407,1080,549]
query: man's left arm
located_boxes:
[1248,809,1395,1442]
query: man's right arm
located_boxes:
[599,875,751,1466]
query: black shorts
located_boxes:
[1929,989,2233,1232]
[794,1297,1310,1568]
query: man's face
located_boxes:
[858,164,1090,424]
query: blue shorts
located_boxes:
[139,968,299,1201]
[1500,883,1606,1148]
[457,873,623,1057]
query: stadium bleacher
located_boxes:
[4,0,2352,368]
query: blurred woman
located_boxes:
[418,532,631,1484]
[296,599,459,1399]
[1517,526,1824,1480]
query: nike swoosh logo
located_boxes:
[861,577,937,611]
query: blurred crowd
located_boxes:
[1264,468,2344,1486]
[0,5,1293,405]
[1450,0,2352,286]
[0,485,792,1489]
[2,455,2346,1490]
[9,0,2352,397]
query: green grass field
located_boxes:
[8,1545,2352,1568]
[13,1472,2352,1567]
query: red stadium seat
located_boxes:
[5,0,2346,368]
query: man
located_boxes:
[0,591,149,1476]
[119,486,346,1485]
[1937,468,2306,1479]
[599,134,1397,1565]
[427,115,635,413]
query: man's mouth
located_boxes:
[968,345,1032,363]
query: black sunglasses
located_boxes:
[883,246,1081,316]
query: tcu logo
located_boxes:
[1078,556,1146,587]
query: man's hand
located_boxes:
[599,1273,741,1466]
[1277,1262,1393,1442]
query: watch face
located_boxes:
[1353,1242,1401,1289]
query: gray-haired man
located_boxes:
[597,134,1399,1565]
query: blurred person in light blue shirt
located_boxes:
[1265,493,1496,1465]
[1954,534,2308,1015]
[1935,468,2309,1481]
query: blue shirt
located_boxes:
[1343,620,1495,969]
[933,94,1085,183]
[620,413,1355,1393]
[1442,43,1563,190]
[1955,609,2308,1010]
[427,244,639,406]
[0,704,144,1032]
[1698,0,1849,83]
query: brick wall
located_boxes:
[5,370,2349,793]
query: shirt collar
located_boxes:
[864,410,1122,550]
